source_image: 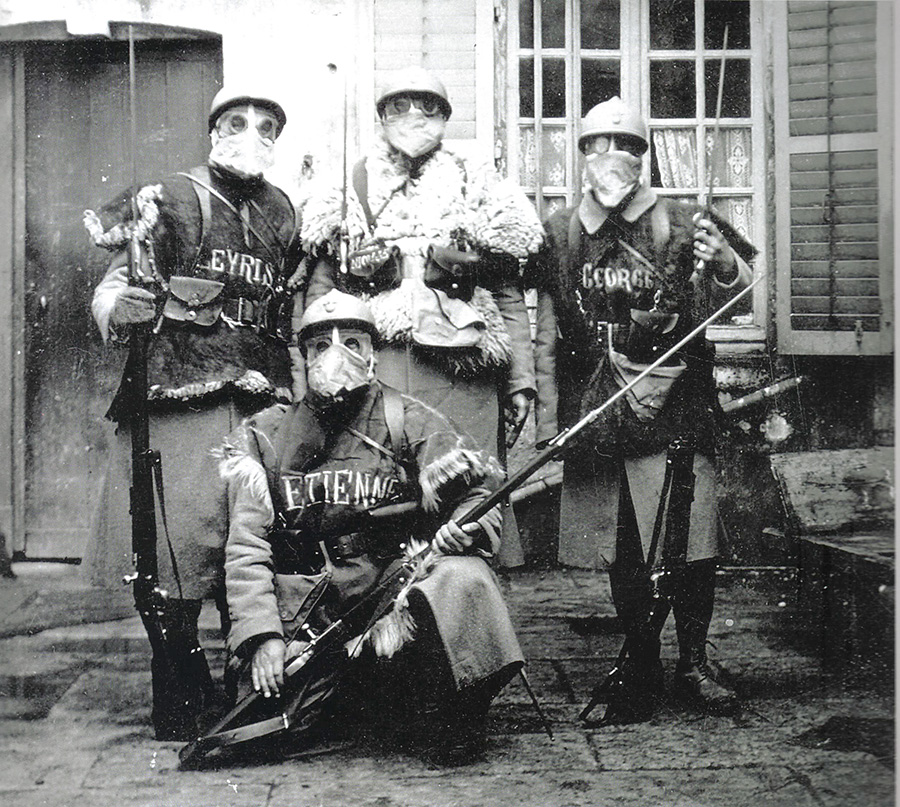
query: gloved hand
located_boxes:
[110,284,158,326]
[251,637,286,698]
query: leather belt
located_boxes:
[222,296,260,325]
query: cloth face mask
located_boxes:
[208,105,276,180]
[306,342,374,403]
[585,151,643,209]
[382,109,446,159]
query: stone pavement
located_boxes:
[0,565,893,807]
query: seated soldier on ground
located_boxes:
[221,289,525,765]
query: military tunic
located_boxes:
[528,186,754,568]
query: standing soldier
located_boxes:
[83,87,301,740]
[221,290,524,765]
[299,66,545,567]
[527,97,755,719]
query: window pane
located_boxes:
[705,0,751,49]
[520,0,535,48]
[650,128,698,188]
[543,58,566,117]
[649,0,695,50]
[541,0,566,48]
[519,126,537,187]
[520,57,534,117]
[581,59,620,113]
[581,0,620,49]
[705,57,750,117]
[519,127,569,189]
[650,61,696,117]
[541,126,568,187]
[707,127,752,188]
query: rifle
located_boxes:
[120,27,207,737]
[179,276,761,767]
[578,437,695,724]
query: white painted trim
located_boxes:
[475,0,494,160]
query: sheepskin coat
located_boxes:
[300,134,541,391]
[83,166,301,599]
[87,165,300,404]
[222,381,524,687]
[526,187,756,568]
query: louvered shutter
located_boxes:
[774,0,893,354]
[373,0,477,140]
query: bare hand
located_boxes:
[692,212,735,278]
[110,285,157,326]
[251,638,286,698]
[508,392,531,431]
[433,519,481,555]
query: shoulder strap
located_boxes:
[184,166,213,273]
[177,168,282,266]
[381,384,405,458]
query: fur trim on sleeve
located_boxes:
[419,447,504,513]
[298,179,368,251]
[215,431,274,518]
[83,184,163,250]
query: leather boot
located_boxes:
[602,631,664,724]
[672,561,738,715]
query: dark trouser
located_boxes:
[609,470,717,671]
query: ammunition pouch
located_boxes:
[274,570,331,636]
[424,245,480,300]
[345,240,402,294]
[162,276,225,326]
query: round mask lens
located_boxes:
[256,116,276,141]
[220,111,248,136]
[385,96,412,116]
[587,135,611,155]
[417,96,442,117]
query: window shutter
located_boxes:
[373,0,477,140]
[774,1,893,354]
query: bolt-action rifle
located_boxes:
[120,26,208,735]
[179,276,761,768]
[578,436,695,724]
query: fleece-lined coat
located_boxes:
[83,166,301,598]
[526,187,755,569]
[300,136,545,567]
[222,382,524,689]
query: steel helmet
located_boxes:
[578,96,648,153]
[208,86,287,136]
[297,289,379,343]
[376,67,452,119]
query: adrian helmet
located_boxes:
[208,86,287,136]
[296,289,379,343]
[376,66,452,120]
[578,96,648,154]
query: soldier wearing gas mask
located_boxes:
[527,97,755,719]
[83,87,301,740]
[300,67,545,568]
[222,290,524,765]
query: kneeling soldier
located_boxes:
[221,289,524,764]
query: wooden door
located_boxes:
[20,32,222,558]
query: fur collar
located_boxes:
[300,134,544,261]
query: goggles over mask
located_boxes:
[381,94,447,159]
[208,104,278,180]
[304,326,375,405]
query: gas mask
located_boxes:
[304,327,375,405]
[208,104,278,180]
[585,151,643,210]
[381,95,447,159]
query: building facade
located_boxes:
[0,0,892,564]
